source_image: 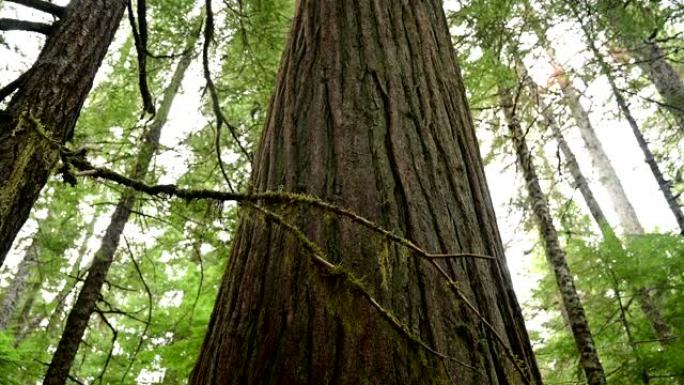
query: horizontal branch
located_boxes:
[5,0,66,17]
[0,18,53,34]
[67,156,496,263]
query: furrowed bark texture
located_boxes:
[501,90,606,385]
[189,2,541,384]
[43,41,194,385]
[0,0,126,264]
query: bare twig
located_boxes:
[92,309,118,385]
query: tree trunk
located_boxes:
[543,35,676,348]
[10,216,97,346]
[0,0,125,264]
[545,48,645,237]
[189,2,541,384]
[45,218,96,334]
[580,26,684,234]
[500,88,606,385]
[43,37,196,385]
[634,42,684,135]
[599,1,684,135]
[0,236,39,330]
[520,65,653,383]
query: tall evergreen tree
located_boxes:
[189,1,541,384]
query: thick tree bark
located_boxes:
[0,0,125,264]
[0,237,39,330]
[189,2,541,384]
[43,39,195,385]
[500,89,606,385]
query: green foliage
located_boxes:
[0,332,21,385]
[1,0,683,383]
[532,232,684,384]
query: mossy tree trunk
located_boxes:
[0,0,126,264]
[189,2,541,384]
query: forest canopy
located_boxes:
[0,0,682,384]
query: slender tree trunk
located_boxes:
[598,1,684,135]
[500,88,606,385]
[190,2,541,384]
[580,24,684,234]
[542,30,676,347]
[10,217,97,346]
[520,65,651,383]
[634,42,684,135]
[0,236,39,330]
[545,48,645,237]
[0,0,126,264]
[43,37,196,385]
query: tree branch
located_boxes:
[0,18,53,34]
[0,71,28,102]
[202,0,253,175]
[66,156,496,262]
[5,0,65,17]
[126,0,155,115]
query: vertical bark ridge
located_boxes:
[189,1,541,384]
